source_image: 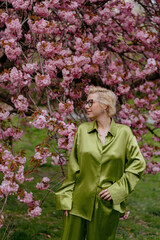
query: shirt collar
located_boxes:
[87,118,117,137]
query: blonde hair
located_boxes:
[88,86,117,117]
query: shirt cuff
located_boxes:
[55,192,72,210]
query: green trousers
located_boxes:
[61,195,120,240]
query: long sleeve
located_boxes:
[108,130,146,207]
[55,130,80,210]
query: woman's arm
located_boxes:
[107,130,146,205]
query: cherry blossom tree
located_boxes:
[0,0,160,227]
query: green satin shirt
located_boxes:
[55,119,146,221]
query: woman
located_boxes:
[55,86,146,240]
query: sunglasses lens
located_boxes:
[85,99,94,107]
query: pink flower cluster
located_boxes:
[9,0,32,10]
[5,18,22,40]
[58,122,77,153]
[36,177,50,190]
[22,62,39,75]
[30,110,48,129]
[0,180,19,196]
[59,100,74,119]
[28,18,59,35]
[37,41,62,58]
[0,126,23,141]
[149,110,160,127]
[0,108,10,121]
[18,191,42,217]
[120,211,130,220]
[33,2,50,18]
[34,146,52,165]
[144,161,160,174]
[35,73,51,88]
[11,95,29,112]
[1,39,21,61]
[141,144,154,161]
[52,154,66,166]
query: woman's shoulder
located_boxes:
[115,122,133,135]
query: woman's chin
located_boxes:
[87,115,95,120]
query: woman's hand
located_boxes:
[98,188,112,201]
[64,210,69,216]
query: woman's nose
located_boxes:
[85,104,89,110]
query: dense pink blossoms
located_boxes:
[11,95,29,112]
[0,0,160,227]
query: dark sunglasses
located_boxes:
[84,99,96,107]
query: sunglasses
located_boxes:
[84,99,96,107]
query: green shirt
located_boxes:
[55,119,146,221]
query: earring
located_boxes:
[102,109,105,113]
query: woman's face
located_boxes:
[85,93,106,120]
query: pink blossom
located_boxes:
[11,95,29,112]
[0,180,19,195]
[0,109,10,120]
[92,51,106,65]
[28,18,58,35]
[149,110,160,121]
[152,136,160,142]
[34,146,51,165]
[24,177,34,182]
[10,67,23,87]
[145,161,160,174]
[35,73,51,88]
[74,38,91,53]
[44,60,57,78]
[34,2,50,18]
[22,62,38,74]
[139,82,155,94]
[18,191,33,204]
[152,16,160,24]
[83,64,99,74]
[145,58,157,74]
[28,206,42,217]
[0,12,8,26]
[31,115,47,129]
[37,41,62,58]
[84,13,100,25]
[2,150,14,163]
[51,154,66,166]
[5,18,22,40]
[71,66,82,79]
[59,100,74,117]
[58,137,68,150]
[36,177,50,190]
[15,166,25,184]
[10,0,32,10]
[121,119,132,127]
[16,156,26,165]
[117,84,130,95]
[134,98,148,108]
[120,211,130,220]
[73,55,90,67]
[4,44,21,61]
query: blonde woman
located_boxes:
[55,86,146,240]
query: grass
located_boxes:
[0,119,160,239]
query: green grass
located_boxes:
[0,119,160,239]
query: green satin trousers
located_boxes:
[61,195,120,240]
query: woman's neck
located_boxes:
[96,115,111,130]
